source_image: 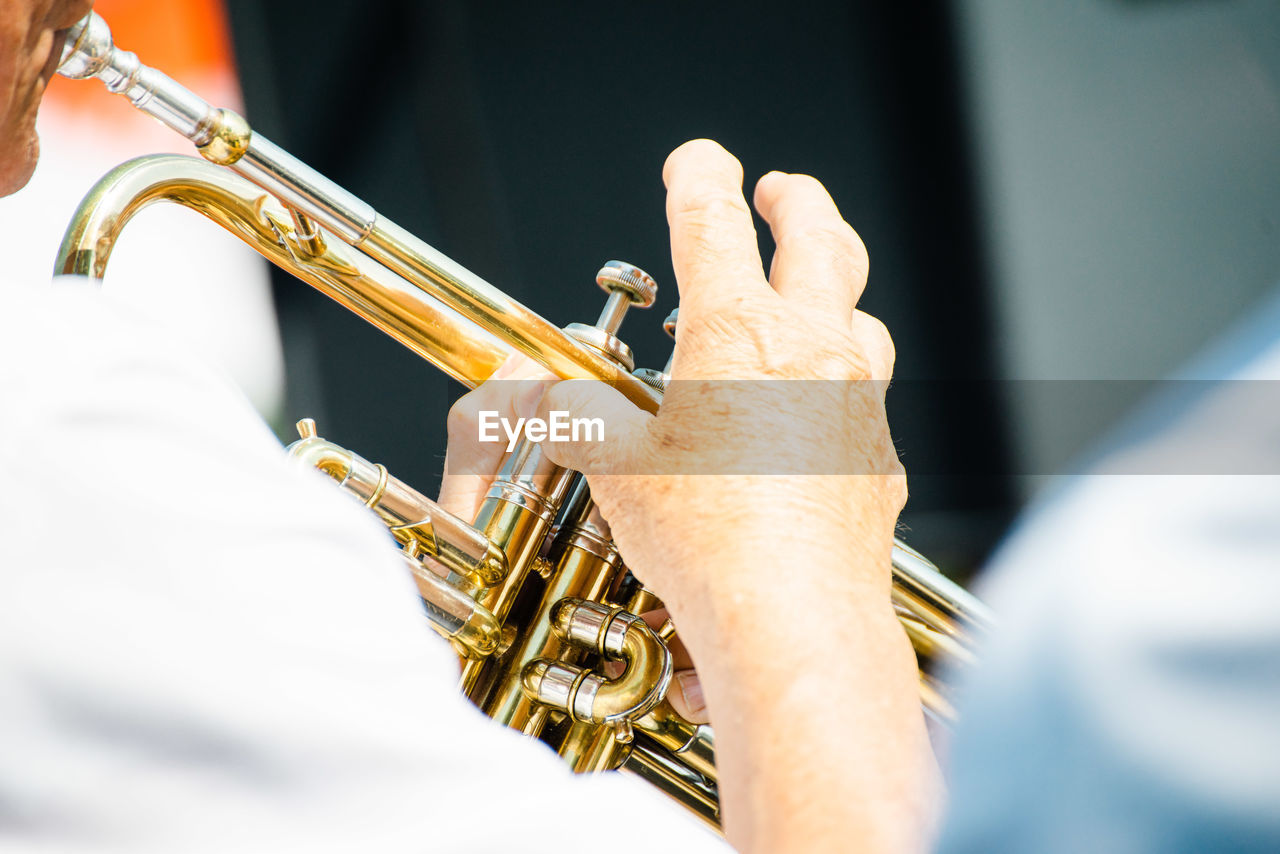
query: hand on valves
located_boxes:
[440,139,941,854]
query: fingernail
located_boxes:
[515,379,552,421]
[676,670,705,716]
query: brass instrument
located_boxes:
[55,13,992,829]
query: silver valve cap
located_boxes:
[662,307,678,339]
[596,261,658,309]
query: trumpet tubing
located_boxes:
[56,13,991,830]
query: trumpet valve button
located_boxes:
[594,261,657,335]
[596,261,658,308]
[662,307,678,339]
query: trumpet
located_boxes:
[56,12,992,828]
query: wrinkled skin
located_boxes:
[0,0,93,195]
[445,141,937,853]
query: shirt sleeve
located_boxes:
[935,291,1280,854]
[0,279,726,854]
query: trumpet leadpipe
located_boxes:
[58,13,662,411]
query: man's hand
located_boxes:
[533,140,938,853]
[535,139,905,610]
[440,355,709,723]
[441,139,938,853]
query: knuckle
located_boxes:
[874,322,896,369]
[809,341,867,380]
[864,313,894,351]
[550,378,597,415]
[883,471,908,514]
[779,221,868,273]
[447,395,480,435]
[678,186,753,224]
[540,380,570,413]
[779,222,856,255]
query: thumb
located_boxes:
[534,379,652,474]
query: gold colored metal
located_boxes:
[196,108,251,166]
[520,600,672,726]
[287,207,326,256]
[637,701,716,779]
[56,156,510,388]
[401,555,504,658]
[286,422,507,587]
[560,721,631,773]
[624,739,720,829]
[56,12,994,830]
[480,515,619,732]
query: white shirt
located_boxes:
[0,278,724,853]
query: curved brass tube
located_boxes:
[637,701,717,780]
[400,555,503,658]
[287,422,508,587]
[281,427,502,657]
[581,619,671,724]
[55,12,997,827]
[522,599,673,726]
[55,155,986,700]
[56,155,510,388]
[287,433,360,483]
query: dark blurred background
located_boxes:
[224,0,1280,578]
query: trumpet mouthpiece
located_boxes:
[58,12,114,80]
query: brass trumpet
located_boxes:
[55,13,991,828]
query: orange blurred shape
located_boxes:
[47,0,238,120]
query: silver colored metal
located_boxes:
[57,14,111,79]
[602,611,638,658]
[485,482,562,525]
[660,307,678,376]
[596,261,658,311]
[401,553,502,655]
[554,600,618,651]
[595,290,632,336]
[678,724,714,759]
[564,322,635,372]
[59,13,668,418]
[891,541,994,632]
[632,367,666,393]
[572,674,603,722]
[588,261,657,346]
[237,139,376,243]
[529,661,579,712]
[56,9,993,828]
[560,525,622,564]
[623,738,719,827]
[59,13,377,242]
[662,308,679,338]
[485,439,574,524]
[59,16,218,144]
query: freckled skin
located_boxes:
[0,0,94,196]
[445,141,941,853]
[0,4,937,845]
